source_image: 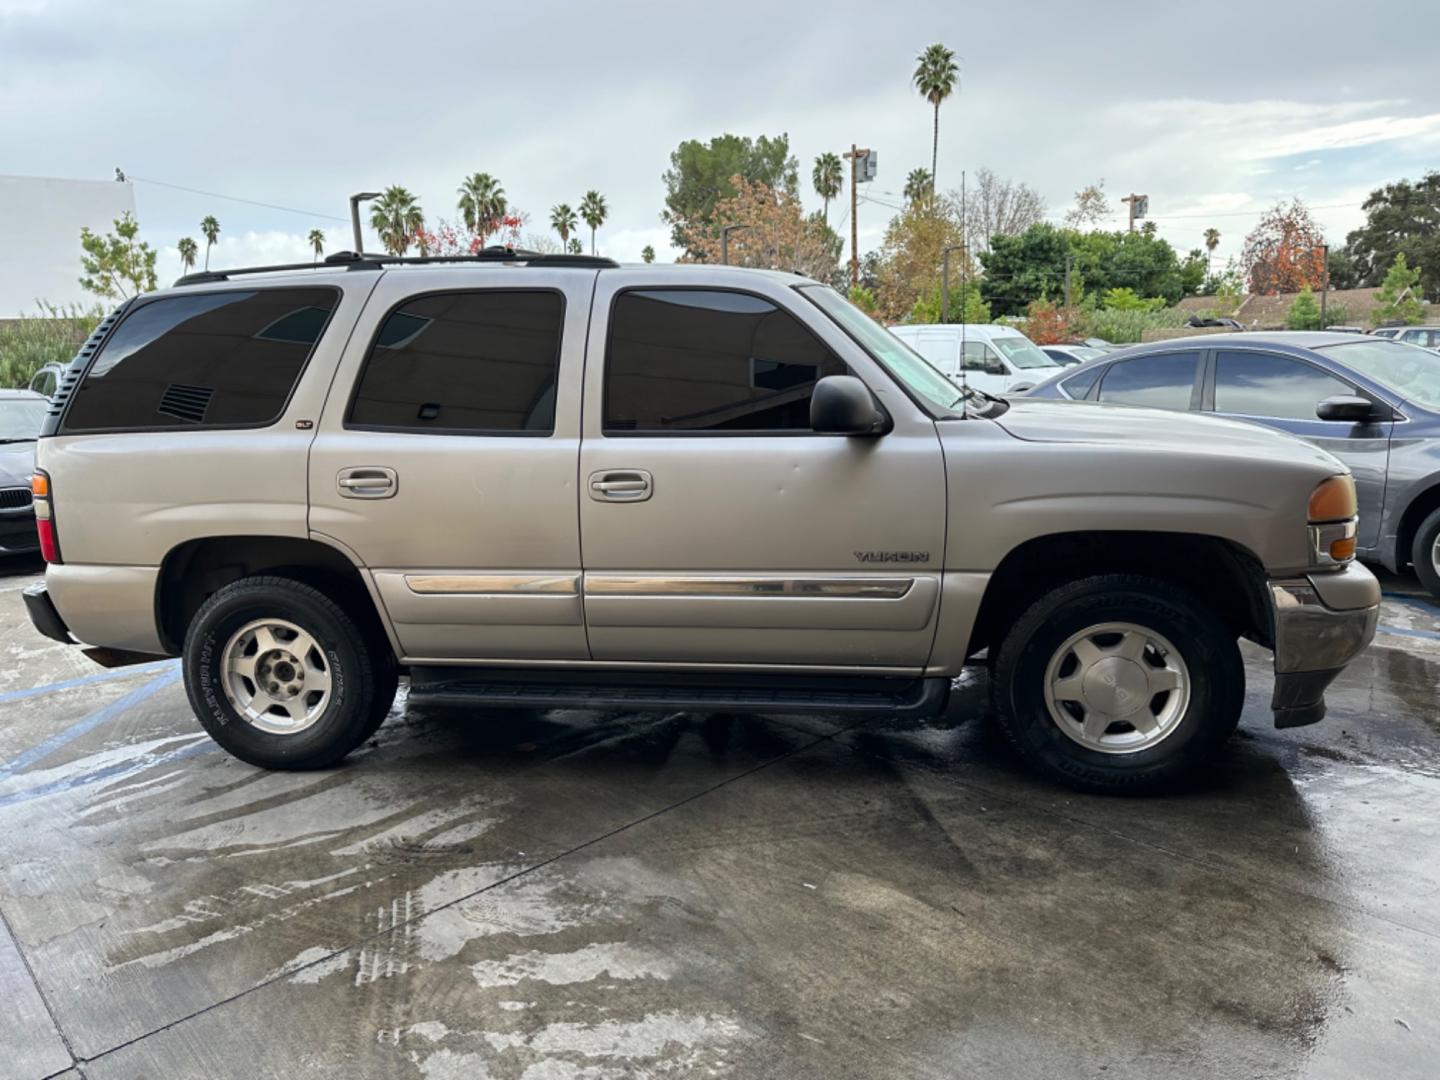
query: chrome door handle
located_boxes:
[337,467,397,499]
[588,469,652,502]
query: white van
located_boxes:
[888,323,1063,395]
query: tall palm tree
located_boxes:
[177,237,198,276]
[567,237,583,255]
[641,245,656,264]
[812,153,843,224]
[1204,227,1221,278]
[904,168,934,206]
[200,215,220,270]
[307,229,325,264]
[579,190,608,256]
[913,43,959,185]
[369,186,424,256]
[550,204,578,251]
[457,173,506,242]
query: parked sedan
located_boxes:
[0,389,45,557]
[1042,344,1108,366]
[1027,332,1440,594]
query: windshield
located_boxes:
[798,285,964,416]
[992,335,1059,369]
[0,398,45,441]
[1319,340,1440,411]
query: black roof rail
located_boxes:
[174,247,618,287]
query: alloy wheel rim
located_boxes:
[1042,621,1190,755]
[219,618,332,735]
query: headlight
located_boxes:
[1309,475,1357,567]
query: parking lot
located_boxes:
[0,557,1436,1079]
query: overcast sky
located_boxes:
[3,0,1438,285]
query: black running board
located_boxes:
[407,666,950,718]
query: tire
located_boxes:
[1410,507,1440,599]
[183,576,388,770]
[990,574,1244,794]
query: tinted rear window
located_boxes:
[1097,352,1199,410]
[62,288,337,431]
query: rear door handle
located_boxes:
[588,469,652,502]
[337,467,397,499]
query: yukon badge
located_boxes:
[854,550,930,564]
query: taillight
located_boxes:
[31,471,60,564]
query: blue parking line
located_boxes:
[1382,592,1440,618]
[0,737,214,809]
[0,659,179,707]
[1378,624,1440,642]
[0,668,182,777]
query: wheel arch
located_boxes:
[155,534,397,659]
[965,530,1272,660]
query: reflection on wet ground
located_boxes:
[0,561,1437,1078]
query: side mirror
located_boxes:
[1316,395,1388,423]
[810,375,890,436]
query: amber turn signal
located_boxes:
[1329,536,1357,561]
[1308,475,1356,522]
[31,473,49,498]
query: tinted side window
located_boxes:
[62,288,337,431]
[604,289,846,432]
[1097,352,1199,410]
[961,341,999,372]
[1060,365,1102,399]
[350,291,563,433]
[1214,350,1354,419]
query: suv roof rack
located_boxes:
[174,247,619,286]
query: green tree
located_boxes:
[79,212,157,299]
[847,285,878,314]
[200,215,220,270]
[307,229,325,263]
[1373,253,1426,325]
[1343,171,1440,301]
[550,203,578,250]
[579,190,608,255]
[641,244,656,264]
[370,186,424,256]
[0,302,103,389]
[567,237,583,255]
[812,152,843,224]
[1102,287,1162,312]
[662,133,799,257]
[912,43,958,184]
[177,237,198,276]
[1285,287,1322,330]
[1326,245,1361,291]
[1203,227,1221,277]
[457,173,506,242]
[904,168,933,205]
[872,191,969,322]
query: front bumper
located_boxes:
[1268,563,1379,728]
[0,509,38,554]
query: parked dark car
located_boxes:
[1027,332,1440,594]
[0,389,45,557]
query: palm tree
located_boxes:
[812,153,843,224]
[579,190,608,256]
[457,173,506,243]
[200,215,220,270]
[307,229,325,264]
[913,43,959,185]
[567,237,583,255]
[550,204,578,251]
[369,186,424,256]
[1204,227,1221,278]
[904,168,934,206]
[177,237,198,275]
[641,245,656,264]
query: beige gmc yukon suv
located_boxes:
[23,251,1380,792]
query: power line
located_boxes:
[127,174,349,222]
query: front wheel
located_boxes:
[1410,507,1440,599]
[183,576,390,770]
[990,574,1244,793]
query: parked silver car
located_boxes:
[24,251,1378,792]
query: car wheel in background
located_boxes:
[1410,507,1440,599]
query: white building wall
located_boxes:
[0,175,137,315]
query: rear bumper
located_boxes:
[23,582,73,644]
[1268,563,1380,728]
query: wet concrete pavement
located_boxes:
[1,557,1437,1078]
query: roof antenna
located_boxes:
[959,169,968,418]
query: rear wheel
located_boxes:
[1410,507,1440,599]
[183,576,390,770]
[990,574,1244,793]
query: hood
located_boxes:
[993,397,1346,471]
[0,441,37,489]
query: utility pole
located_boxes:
[1321,244,1330,327]
[350,191,381,254]
[843,145,871,288]
[1121,192,1148,234]
[720,224,749,266]
[1065,255,1074,308]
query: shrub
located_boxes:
[1074,305,1188,344]
[1286,287,1322,330]
[0,302,103,388]
[1023,299,1079,344]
